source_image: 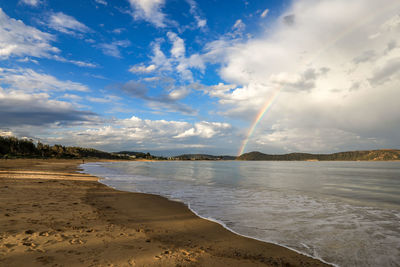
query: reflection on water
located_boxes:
[82,161,400,267]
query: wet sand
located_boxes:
[0,159,330,266]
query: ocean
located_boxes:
[81,161,400,267]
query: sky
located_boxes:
[0,0,399,156]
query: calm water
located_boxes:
[81,161,400,267]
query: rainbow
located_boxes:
[236,2,400,157]
[237,87,280,156]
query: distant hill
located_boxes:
[173,154,236,160]
[0,136,128,159]
[237,150,400,161]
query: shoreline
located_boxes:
[0,159,331,266]
[85,161,336,266]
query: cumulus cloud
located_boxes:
[173,121,231,139]
[200,0,400,152]
[48,12,91,36]
[128,0,166,28]
[150,41,172,71]
[41,116,232,153]
[167,32,185,58]
[141,33,205,81]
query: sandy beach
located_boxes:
[0,159,330,266]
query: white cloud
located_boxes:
[0,68,89,93]
[112,28,125,34]
[197,18,207,28]
[201,0,400,152]
[95,0,107,5]
[230,19,246,37]
[147,32,205,81]
[52,55,97,68]
[16,57,39,64]
[174,121,231,139]
[233,19,245,31]
[0,8,96,68]
[0,8,59,59]
[97,40,131,58]
[186,0,207,28]
[128,0,166,28]
[48,12,90,36]
[68,60,97,68]
[144,34,204,81]
[261,8,269,18]
[167,32,185,58]
[41,116,232,152]
[150,41,172,71]
[48,12,90,35]
[166,32,197,80]
[19,0,41,6]
[167,87,190,100]
[129,64,156,73]
[62,94,82,101]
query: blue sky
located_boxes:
[1,0,399,155]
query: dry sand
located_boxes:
[0,159,330,267]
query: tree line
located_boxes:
[0,136,128,159]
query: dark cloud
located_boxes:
[271,68,320,91]
[120,81,148,98]
[369,58,400,85]
[283,14,295,26]
[118,80,196,115]
[353,50,377,64]
[0,96,96,126]
[384,40,397,54]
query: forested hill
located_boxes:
[0,136,128,159]
[237,150,400,161]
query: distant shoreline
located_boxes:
[2,135,399,161]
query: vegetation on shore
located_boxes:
[0,136,158,160]
[115,151,167,160]
[2,135,399,161]
[237,150,400,161]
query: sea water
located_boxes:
[81,161,400,267]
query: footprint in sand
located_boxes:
[39,231,49,237]
[2,243,17,251]
[69,238,85,245]
[128,258,136,266]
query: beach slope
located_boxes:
[0,159,330,266]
